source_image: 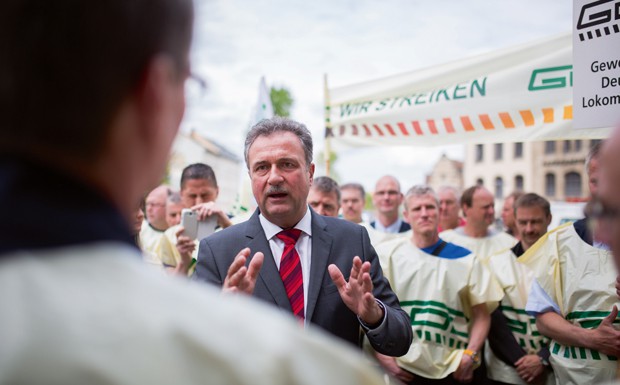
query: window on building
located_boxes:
[495,177,504,199]
[515,175,524,191]
[476,178,484,186]
[545,141,556,154]
[565,172,582,198]
[494,143,503,161]
[514,142,523,158]
[591,139,602,148]
[545,173,556,197]
[575,140,582,152]
[475,144,484,162]
[563,140,571,153]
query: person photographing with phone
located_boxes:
[156,163,232,275]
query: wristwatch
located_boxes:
[463,349,481,369]
[539,355,550,367]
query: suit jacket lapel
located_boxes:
[306,211,333,321]
[245,211,291,310]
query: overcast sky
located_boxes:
[182,0,572,192]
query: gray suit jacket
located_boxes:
[195,209,412,356]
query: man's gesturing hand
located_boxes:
[223,248,264,295]
[328,256,384,326]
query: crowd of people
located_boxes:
[134,122,618,385]
[2,1,620,385]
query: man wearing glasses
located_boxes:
[140,185,171,254]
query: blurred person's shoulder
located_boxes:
[0,241,385,385]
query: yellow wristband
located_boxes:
[463,349,481,369]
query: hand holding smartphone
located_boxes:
[181,209,217,240]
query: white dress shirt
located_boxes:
[259,207,312,318]
[259,207,387,331]
[374,218,403,234]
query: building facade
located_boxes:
[463,139,601,203]
[426,153,464,193]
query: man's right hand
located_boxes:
[223,248,264,295]
[588,305,620,356]
[191,202,232,228]
[374,353,414,384]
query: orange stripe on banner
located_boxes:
[362,124,372,136]
[499,112,515,128]
[373,124,385,136]
[542,108,554,123]
[479,114,494,130]
[443,118,456,133]
[519,110,535,126]
[351,124,359,136]
[412,121,424,135]
[563,105,573,120]
[460,116,475,132]
[384,124,396,136]
[397,122,410,136]
[339,125,345,136]
[427,120,438,135]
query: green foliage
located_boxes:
[316,150,340,182]
[365,193,374,210]
[270,87,294,117]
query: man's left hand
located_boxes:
[328,256,384,325]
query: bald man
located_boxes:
[371,175,410,234]
[440,186,516,265]
[140,185,171,254]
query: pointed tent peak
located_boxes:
[183,129,241,163]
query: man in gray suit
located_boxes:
[195,117,412,356]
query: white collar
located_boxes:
[375,218,402,233]
[259,206,313,240]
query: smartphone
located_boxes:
[181,209,198,239]
[181,209,217,240]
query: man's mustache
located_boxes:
[266,186,288,196]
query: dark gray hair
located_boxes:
[312,176,340,202]
[404,185,439,210]
[244,117,313,169]
[180,163,218,189]
[341,183,365,200]
[514,193,551,217]
[0,0,194,162]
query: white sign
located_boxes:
[573,0,620,129]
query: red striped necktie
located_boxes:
[276,229,304,319]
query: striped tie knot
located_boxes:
[276,228,302,246]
